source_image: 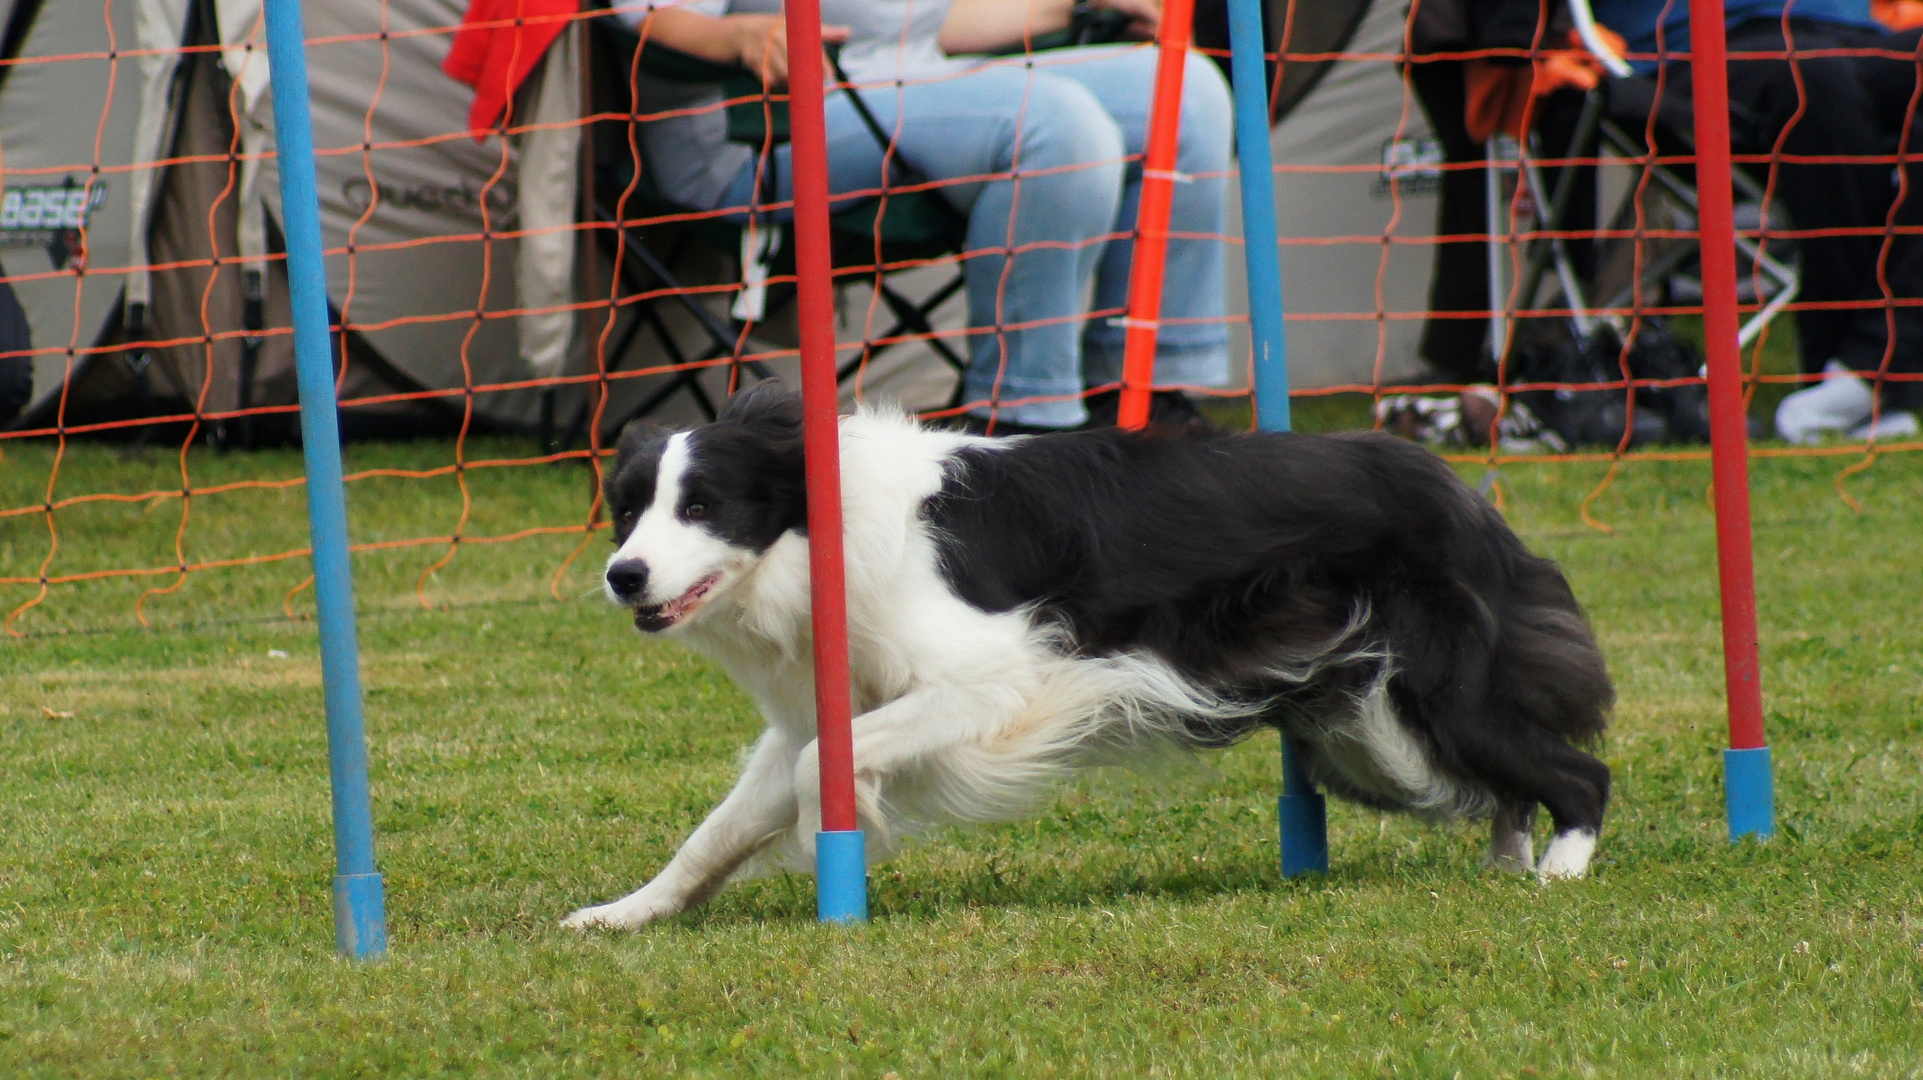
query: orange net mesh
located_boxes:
[2,0,1917,636]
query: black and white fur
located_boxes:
[563,383,1612,929]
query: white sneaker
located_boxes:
[1847,409,1919,443]
[1776,361,1874,444]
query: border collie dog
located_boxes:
[563,383,1611,929]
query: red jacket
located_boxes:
[443,0,579,138]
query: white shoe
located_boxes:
[1847,409,1919,443]
[1776,361,1874,444]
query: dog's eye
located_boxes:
[685,502,709,520]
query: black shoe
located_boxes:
[946,413,1078,437]
[1080,388,1209,430]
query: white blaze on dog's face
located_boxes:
[601,385,806,633]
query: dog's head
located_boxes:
[602,382,807,632]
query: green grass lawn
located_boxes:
[2,432,1920,1078]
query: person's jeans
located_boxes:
[721,45,1233,426]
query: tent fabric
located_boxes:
[514,20,582,380]
[2,0,146,417]
[3,0,571,433]
[140,47,291,420]
[1228,0,1438,390]
[123,0,191,315]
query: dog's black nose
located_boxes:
[606,559,649,601]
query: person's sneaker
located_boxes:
[1775,361,1875,444]
[1080,388,1211,430]
[1847,409,1919,443]
[947,413,1075,437]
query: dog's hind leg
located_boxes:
[1483,801,1537,874]
[1441,723,1610,880]
[1526,743,1609,880]
[562,729,803,929]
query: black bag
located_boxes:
[0,255,32,428]
[1505,319,1710,448]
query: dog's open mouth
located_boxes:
[633,573,721,632]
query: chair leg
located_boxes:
[836,273,967,394]
[599,202,744,359]
[594,306,729,445]
[1516,91,1608,326]
[557,300,655,453]
[590,198,762,429]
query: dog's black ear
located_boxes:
[616,418,671,449]
[612,419,672,466]
[719,380,803,437]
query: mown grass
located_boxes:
[2,430,1920,1078]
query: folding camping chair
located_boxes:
[539,14,973,451]
[1487,0,1798,358]
[1467,72,1802,446]
[1491,84,1799,352]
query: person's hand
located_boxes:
[727,14,850,89]
[1095,0,1160,39]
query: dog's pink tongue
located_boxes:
[632,573,721,633]
[662,574,720,620]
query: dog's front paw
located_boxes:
[560,895,678,930]
[560,904,623,930]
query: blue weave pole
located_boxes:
[1227,0,1291,436]
[1227,0,1327,876]
[816,830,868,923]
[263,0,386,959]
[1279,740,1329,876]
[1724,746,1775,842]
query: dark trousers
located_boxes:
[1411,21,1923,408]
[1407,62,1595,383]
[1667,19,1922,408]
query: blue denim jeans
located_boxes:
[721,45,1233,427]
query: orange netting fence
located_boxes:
[2,0,1918,638]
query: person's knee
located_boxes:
[1010,77,1126,178]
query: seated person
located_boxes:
[1589,0,1920,441]
[1405,0,1610,385]
[1766,17,1923,440]
[617,0,1234,433]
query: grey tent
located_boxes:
[0,0,598,439]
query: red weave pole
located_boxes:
[1116,0,1197,430]
[1685,0,1768,752]
[783,0,859,833]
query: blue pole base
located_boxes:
[1724,746,1775,842]
[1279,793,1329,877]
[815,830,868,923]
[332,871,387,958]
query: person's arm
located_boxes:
[938,0,1161,56]
[626,5,847,87]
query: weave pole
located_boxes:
[1225,0,1326,875]
[784,0,866,921]
[1685,0,1774,840]
[261,0,388,956]
[1115,0,1198,428]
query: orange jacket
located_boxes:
[1464,26,1630,142]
